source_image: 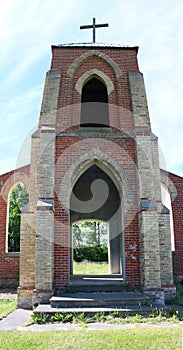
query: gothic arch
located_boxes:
[70,163,123,275]
[160,171,177,202]
[80,75,109,127]
[1,172,30,203]
[161,181,175,251]
[6,181,29,253]
[58,148,132,212]
[68,51,122,79]
[75,69,114,95]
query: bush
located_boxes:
[74,244,108,262]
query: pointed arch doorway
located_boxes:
[70,164,125,280]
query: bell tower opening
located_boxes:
[80,77,109,127]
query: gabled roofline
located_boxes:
[51,43,139,53]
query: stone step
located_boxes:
[50,292,151,308]
[56,277,136,294]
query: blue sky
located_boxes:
[0,0,183,176]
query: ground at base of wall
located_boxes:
[0,288,17,301]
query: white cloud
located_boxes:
[0,84,42,174]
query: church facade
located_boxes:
[0,43,183,309]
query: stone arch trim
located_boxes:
[75,69,114,95]
[58,148,132,211]
[160,171,177,202]
[68,51,122,79]
[1,172,30,203]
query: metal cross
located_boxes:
[80,18,109,43]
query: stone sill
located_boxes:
[4,252,20,258]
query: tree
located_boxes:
[80,221,108,246]
[73,221,108,263]
[73,221,108,247]
[73,224,83,248]
[8,183,29,252]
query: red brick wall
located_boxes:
[51,46,139,134]
[52,46,141,288]
[0,165,30,287]
[54,134,141,287]
[165,171,183,281]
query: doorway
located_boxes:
[72,220,109,275]
[70,164,123,277]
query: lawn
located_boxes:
[73,261,109,274]
[0,326,182,350]
[0,300,17,319]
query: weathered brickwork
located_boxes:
[161,169,183,282]
[0,165,30,286]
[0,44,182,308]
[54,134,140,287]
[159,206,174,287]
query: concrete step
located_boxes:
[50,292,151,308]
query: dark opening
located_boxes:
[70,164,122,274]
[70,165,120,223]
[80,77,109,127]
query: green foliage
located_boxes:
[31,313,49,324]
[50,312,64,322]
[72,224,83,248]
[72,221,108,267]
[167,307,183,321]
[73,221,108,248]
[74,244,108,262]
[32,312,74,324]
[87,312,106,323]
[134,313,143,322]
[166,284,183,306]
[73,312,87,325]
[8,183,29,252]
[31,308,183,326]
[51,312,73,323]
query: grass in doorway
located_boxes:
[73,261,109,275]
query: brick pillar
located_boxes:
[33,127,56,304]
[17,211,36,309]
[129,71,164,303]
[29,131,40,211]
[18,68,61,308]
[39,70,61,127]
[17,132,39,308]
[159,205,176,300]
[33,201,54,304]
[139,200,161,289]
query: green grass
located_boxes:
[73,261,109,274]
[169,284,183,306]
[0,326,182,350]
[0,300,17,319]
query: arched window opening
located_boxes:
[7,183,29,252]
[161,183,175,251]
[72,220,109,275]
[80,77,109,127]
